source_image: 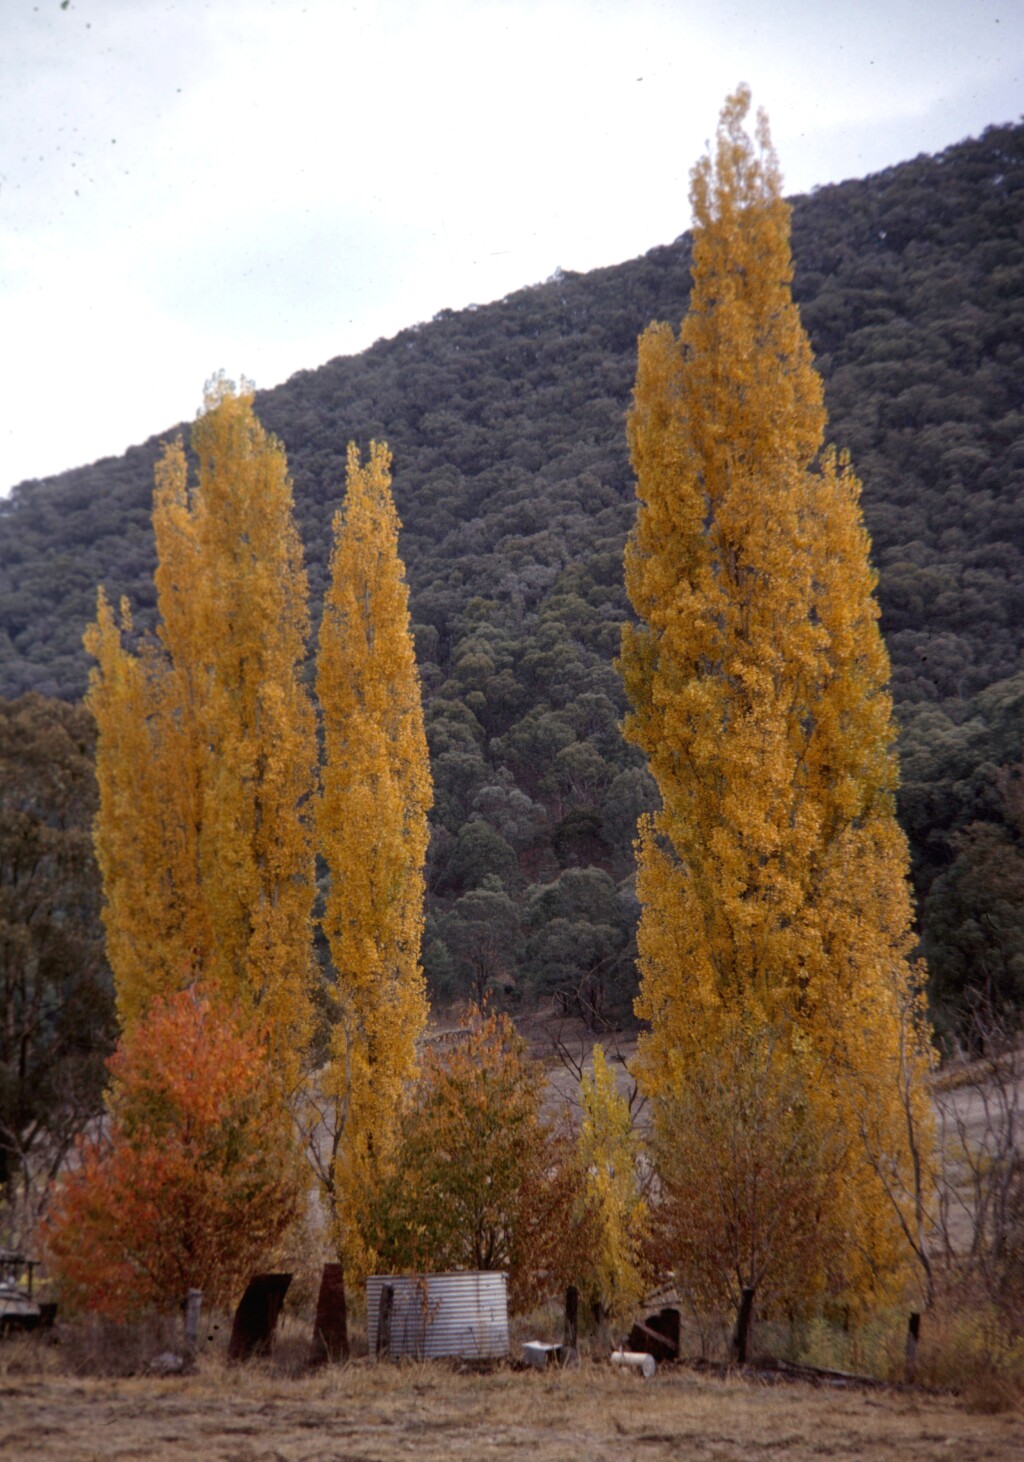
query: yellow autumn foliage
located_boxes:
[620,89,933,1314]
[576,1045,647,1321]
[85,380,318,1091]
[315,441,432,1274]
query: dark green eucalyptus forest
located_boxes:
[2,120,1023,1046]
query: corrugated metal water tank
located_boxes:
[366,1271,509,1359]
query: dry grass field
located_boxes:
[2,1342,1022,1462]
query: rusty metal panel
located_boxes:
[366,1271,509,1359]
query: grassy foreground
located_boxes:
[2,1340,1022,1462]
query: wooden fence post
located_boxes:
[184,1289,202,1362]
[563,1285,579,1351]
[904,1311,921,1384]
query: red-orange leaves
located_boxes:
[43,989,304,1317]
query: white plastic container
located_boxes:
[610,1348,657,1378]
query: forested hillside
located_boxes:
[2,120,1022,1030]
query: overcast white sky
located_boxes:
[2,0,1021,496]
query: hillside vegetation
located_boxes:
[2,121,1023,1027]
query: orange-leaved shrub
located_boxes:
[43,988,305,1318]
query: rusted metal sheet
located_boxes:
[366,1271,509,1360]
[628,1306,680,1363]
[310,1262,348,1365]
[227,1272,291,1361]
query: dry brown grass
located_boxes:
[2,1317,1022,1462]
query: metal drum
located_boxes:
[366,1271,509,1359]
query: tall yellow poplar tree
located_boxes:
[575,1045,647,1322]
[313,441,432,1276]
[620,89,932,1314]
[86,380,318,1089]
[84,589,206,1021]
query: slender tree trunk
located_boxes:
[732,1286,755,1365]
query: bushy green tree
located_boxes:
[0,694,113,1239]
[363,1007,581,1311]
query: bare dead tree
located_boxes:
[549,1002,646,1123]
[933,1000,1023,1309]
[857,973,938,1311]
